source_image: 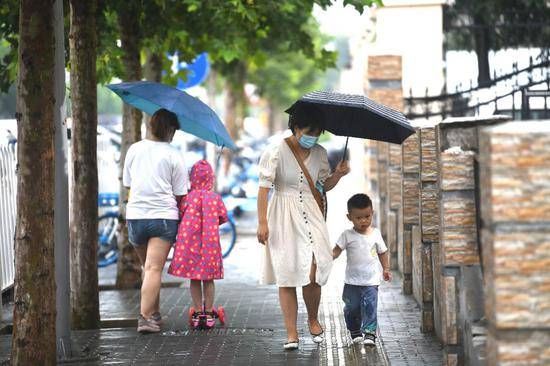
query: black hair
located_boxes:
[347,193,373,212]
[150,108,179,141]
[287,110,325,135]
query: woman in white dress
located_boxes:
[257,115,349,349]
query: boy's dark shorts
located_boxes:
[127,219,179,246]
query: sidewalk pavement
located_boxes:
[1,234,443,365]
[1,143,443,364]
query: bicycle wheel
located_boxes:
[219,218,237,259]
[97,212,119,267]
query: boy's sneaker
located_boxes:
[151,312,163,326]
[137,315,160,333]
[350,330,363,344]
[363,334,376,346]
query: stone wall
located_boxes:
[401,131,419,296]
[364,55,550,365]
[417,124,438,334]
[366,111,550,365]
[377,141,390,253]
[365,140,380,228]
[366,55,403,271]
[389,143,405,289]
[435,116,510,365]
[478,121,550,366]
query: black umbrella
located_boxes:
[285,91,415,158]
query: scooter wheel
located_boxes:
[217,306,225,325]
[188,307,196,327]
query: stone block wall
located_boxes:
[363,51,549,365]
[364,140,380,229]
[401,131,419,297]
[366,55,403,271]
[377,141,390,251]
[417,124,438,334]
[367,55,402,81]
[478,121,550,366]
[366,112,550,365]
[435,116,509,365]
[388,143,405,287]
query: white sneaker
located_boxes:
[352,336,363,344]
[363,335,376,346]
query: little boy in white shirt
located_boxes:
[333,193,391,346]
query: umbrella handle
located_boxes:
[216,145,225,168]
[341,137,349,162]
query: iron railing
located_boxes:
[404,53,550,120]
[0,144,16,292]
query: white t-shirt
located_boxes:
[336,228,388,286]
[123,139,188,220]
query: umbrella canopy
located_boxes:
[285,90,415,144]
[107,81,236,150]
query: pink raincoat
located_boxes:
[168,160,228,280]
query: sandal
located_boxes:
[284,340,299,350]
[308,320,325,344]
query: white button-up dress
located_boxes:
[258,140,333,287]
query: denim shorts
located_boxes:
[127,219,179,246]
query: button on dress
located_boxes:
[258,141,332,287]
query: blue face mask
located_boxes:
[298,134,319,149]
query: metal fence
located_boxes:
[0,144,16,292]
[0,128,119,294]
[404,54,550,120]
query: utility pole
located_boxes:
[53,0,72,359]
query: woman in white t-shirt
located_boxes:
[122,109,188,333]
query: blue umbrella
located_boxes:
[107,81,236,150]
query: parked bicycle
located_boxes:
[97,192,240,267]
[97,193,120,267]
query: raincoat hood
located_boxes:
[190,159,214,191]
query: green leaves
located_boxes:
[0,0,383,93]
[342,0,383,14]
[0,0,19,92]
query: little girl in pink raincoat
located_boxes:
[168,160,228,322]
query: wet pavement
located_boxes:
[0,142,444,364]
[0,234,443,365]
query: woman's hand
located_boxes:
[257,223,269,245]
[334,159,350,178]
[324,160,350,192]
[257,187,270,245]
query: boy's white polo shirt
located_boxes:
[336,228,388,286]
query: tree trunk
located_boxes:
[12,0,57,364]
[222,62,246,175]
[144,50,162,83]
[116,4,143,289]
[223,82,238,176]
[225,83,238,141]
[224,62,247,141]
[143,50,162,137]
[267,101,276,136]
[473,16,491,87]
[206,69,218,178]
[69,0,100,330]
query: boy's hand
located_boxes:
[383,269,392,282]
[332,245,343,259]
